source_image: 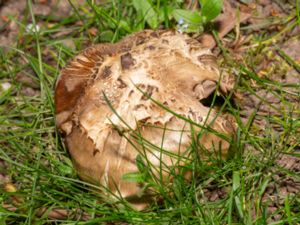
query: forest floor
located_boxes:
[0,0,299,224]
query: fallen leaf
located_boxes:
[1,15,9,22]
[4,183,17,192]
[198,1,252,49]
[88,27,98,36]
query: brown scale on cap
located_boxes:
[55,30,236,210]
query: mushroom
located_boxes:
[55,30,236,209]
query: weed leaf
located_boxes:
[133,0,158,29]
[199,0,223,23]
[173,9,202,24]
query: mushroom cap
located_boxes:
[55,30,235,209]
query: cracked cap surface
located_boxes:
[55,30,236,209]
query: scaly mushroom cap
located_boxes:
[55,30,235,209]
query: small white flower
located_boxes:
[26,23,40,34]
[1,82,11,91]
[177,18,189,34]
[178,18,184,25]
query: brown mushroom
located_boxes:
[55,30,236,209]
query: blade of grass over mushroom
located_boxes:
[102,85,227,205]
[110,118,192,181]
[103,91,199,162]
[104,98,185,187]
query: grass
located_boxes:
[0,0,300,224]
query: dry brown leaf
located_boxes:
[88,27,98,36]
[198,1,251,49]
